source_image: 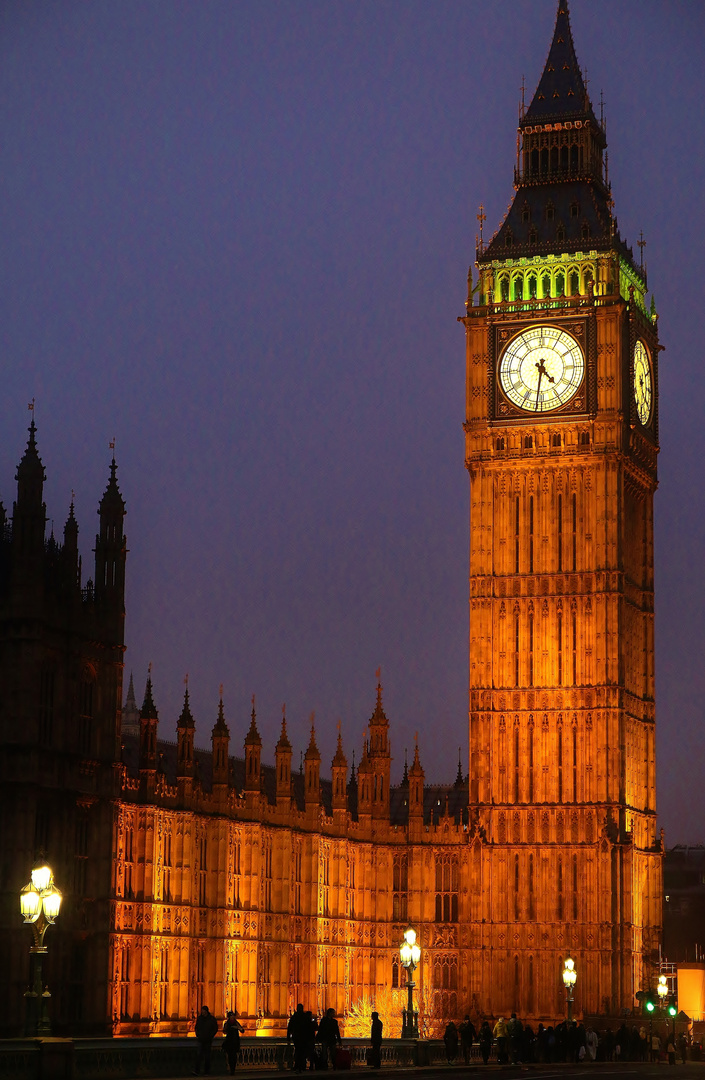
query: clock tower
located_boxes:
[461,1,661,1017]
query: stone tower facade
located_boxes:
[0,421,126,1034]
[460,1,662,1017]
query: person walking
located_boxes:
[222,1011,244,1075]
[493,1016,508,1064]
[194,1005,219,1075]
[444,1020,459,1064]
[318,1008,342,1069]
[369,1011,383,1069]
[508,1013,523,1064]
[287,1004,309,1073]
[478,1021,493,1065]
[459,1016,476,1065]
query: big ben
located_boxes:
[461,1,661,1019]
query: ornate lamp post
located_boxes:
[562,956,577,1023]
[20,861,62,1036]
[657,974,668,1010]
[399,925,421,1039]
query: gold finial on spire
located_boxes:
[219,683,223,700]
[28,398,35,413]
[184,673,188,687]
[638,230,646,273]
[476,204,486,253]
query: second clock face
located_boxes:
[499,326,585,413]
[633,340,652,425]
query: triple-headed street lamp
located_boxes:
[20,861,62,1036]
[399,925,421,1039]
[562,956,577,1023]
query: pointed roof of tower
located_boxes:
[523,0,596,126]
[304,718,320,762]
[454,747,464,788]
[245,700,262,747]
[212,690,229,735]
[64,498,78,542]
[99,455,125,515]
[332,725,347,769]
[178,682,195,729]
[369,669,388,726]
[125,672,137,711]
[15,418,45,489]
[409,737,424,777]
[140,672,158,721]
[276,709,292,751]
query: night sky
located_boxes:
[1,1,703,843]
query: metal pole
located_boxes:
[567,987,573,1024]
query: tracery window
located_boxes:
[393,852,408,922]
[434,854,459,922]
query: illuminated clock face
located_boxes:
[633,340,652,425]
[499,326,584,413]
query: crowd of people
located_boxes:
[191,1000,691,1075]
[442,1013,685,1066]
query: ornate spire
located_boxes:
[305,716,320,761]
[523,0,595,126]
[409,735,423,776]
[245,696,262,746]
[99,450,125,515]
[178,681,195,728]
[140,669,158,720]
[15,417,45,494]
[212,686,229,734]
[332,723,347,768]
[276,705,292,750]
[455,747,464,788]
[125,672,137,711]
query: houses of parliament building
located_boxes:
[0,2,662,1038]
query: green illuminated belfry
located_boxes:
[476,0,647,311]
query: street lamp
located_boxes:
[657,974,668,1009]
[20,861,62,1036]
[399,926,421,1039]
[562,956,577,1023]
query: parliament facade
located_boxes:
[0,2,662,1038]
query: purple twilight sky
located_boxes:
[0,1,703,843]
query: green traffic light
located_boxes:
[646,1001,655,1012]
[669,1005,677,1017]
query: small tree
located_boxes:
[343,988,404,1039]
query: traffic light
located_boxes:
[668,994,677,1018]
[636,989,657,1014]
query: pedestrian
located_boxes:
[493,1016,507,1064]
[194,1005,219,1076]
[478,1021,492,1065]
[585,1026,598,1062]
[459,1015,476,1065]
[287,1004,308,1073]
[444,1020,458,1064]
[369,1011,383,1069]
[318,1008,342,1069]
[508,1012,523,1064]
[305,1011,318,1071]
[677,1032,687,1063]
[222,1011,244,1075]
[667,1033,676,1065]
[651,1031,661,1062]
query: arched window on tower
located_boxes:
[569,270,580,296]
[527,274,537,298]
[541,272,551,298]
[500,276,510,302]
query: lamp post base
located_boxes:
[401,1008,419,1040]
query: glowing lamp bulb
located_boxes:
[31,864,52,893]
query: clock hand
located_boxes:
[535,363,544,409]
